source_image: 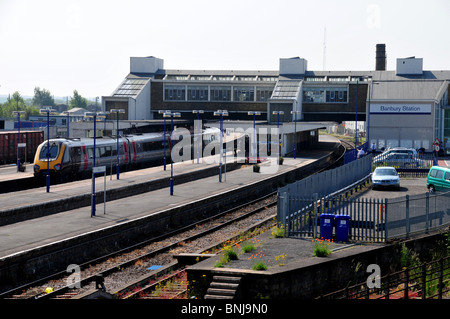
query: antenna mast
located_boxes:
[323,27,327,71]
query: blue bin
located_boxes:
[320,214,335,240]
[335,215,351,242]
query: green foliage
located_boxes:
[32,87,54,107]
[242,243,256,253]
[312,238,332,257]
[252,261,268,271]
[400,243,420,268]
[271,224,285,238]
[69,90,88,109]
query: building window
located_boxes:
[256,87,274,101]
[303,88,326,103]
[164,85,186,101]
[326,88,348,103]
[210,86,231,101]
[234,86,254,102]
[187,86,208,101]
[303,87,348,103]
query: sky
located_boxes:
[0,0,449,99]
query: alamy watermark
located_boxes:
[366,264,381,289]
[171,120,283,175]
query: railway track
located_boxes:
[1,193,278,300]
[1,140,347,300]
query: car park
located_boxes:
[426,166,450,192]
[373,152,424,168]
[372,166,400,190]
[375,147,418,159]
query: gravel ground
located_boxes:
[214,227,352,271]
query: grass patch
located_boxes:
[242,243,256,253]
[252,261,268,271]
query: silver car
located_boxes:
[373,152,424,168]
[372,167,400,190]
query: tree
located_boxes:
[32,87,55,107]
[69,90,88,109]
[0,92,27,119]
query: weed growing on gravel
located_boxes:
[242,243,256,253]
[252,261,268,271]
[312,238,332,257]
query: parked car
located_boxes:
[426,166,450,192]
[372,166,400,190]
[376,147,418,158]
[373,152,424,168]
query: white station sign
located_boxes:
[370,103,431,114]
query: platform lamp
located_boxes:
[248,111,261,163]
[291,110,301,159]
[13,110,25,172]
[159,110,170,171]
[163,111,181,196]
[40,107,57,192]
[192,110,204,164]
[110,109,125,180]
[84,111,107,217]
[272,111,284,164]
[214,110,228,182]
[62,111,70,138]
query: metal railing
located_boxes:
[320,256,450,299]
[385,191,450,240]
[280,193,387,242]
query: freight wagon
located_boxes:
[0,130,44,165]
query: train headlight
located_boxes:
[34,164,40,173]
[54,164,61,171]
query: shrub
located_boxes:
[252,261,268,271]
[271,224,285,238]
[223,246,238,261]
[312,238,332,257]
[242,243,256,253]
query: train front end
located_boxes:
[33,139,67,178]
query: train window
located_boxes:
[87,148,94,159]
[112,148,117,156]
[39,143,60,160]
[62,146,70,163]
[105,146,112,157]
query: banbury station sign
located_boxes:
[370,103,431,115]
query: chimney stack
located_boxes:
[375,44,386,71]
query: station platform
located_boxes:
[0,135,342,291]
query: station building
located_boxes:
[102,44,450,154]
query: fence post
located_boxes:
[421,264,427,299]
[406,195,410,238]
[277,191,287,234]
[384,198,388,242]
[425,192,429,234]
[438,258,444,299]
[313,193,318,238]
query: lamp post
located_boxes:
[291,110,301,159]
[214,110,228,182]
[84,111,107,217]
[355,78,359,157]
[163,111,181,196]
[62,111,70,138]
[272,111,284,163]
[110,109,125,179]
[159,110,169,171]
[40,107,57,192]
[13,110,25,172]
[192,110,204,164]
[103,111,110,136]
[248,111,261,162]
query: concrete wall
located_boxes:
[188,232,448,299]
